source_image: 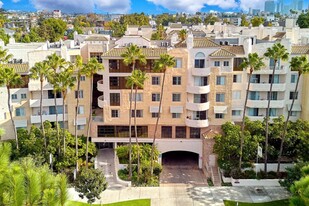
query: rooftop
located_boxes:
[102,47,167,58]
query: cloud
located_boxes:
[0,1,2,8]
[30,0,130,13]
[12,0,20,3]
[147,0,238,13]
[239,0,266,11]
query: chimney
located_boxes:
[243,37,252,55]
[187,32,194,49]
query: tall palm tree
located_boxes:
[277,56,309,172]
[178,29,187,41]
[0,67,23,149]
[83,57,104,167]
[53,67,76,155]
[46,53,67,151]
[121,45,146,178]
[126,69,147,180]
[264,43,289,173]
[151,53,175,174]
[238,53,265,169]
[72,55,83,171]
[30,61,51,148]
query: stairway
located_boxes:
[211,166,221,186]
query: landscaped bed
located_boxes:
[224,199,289,206]
[66,199,151,206]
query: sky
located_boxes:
[0,0,308,14]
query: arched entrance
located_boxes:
[162,151,199,169]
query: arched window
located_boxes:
[194,52,205,68]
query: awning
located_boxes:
[14,120,27,128]
[286,104,301,111]
[74,118,87,125]
[149,106,162,113]
[170,106,183,113]
[214,106,228,114]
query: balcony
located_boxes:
[247,100,285,108]
[248,116,277,122]
[29,98,63,107]
[98,95,107,108]
[186,102,210,111]
[186,85,210,94]
[185,118,209,128]
[249,83,286,92]
[97,80,104,92]
[28,82,53,91]
[192,67,211,76]
[251,66,288,75]
[30,114,68,124]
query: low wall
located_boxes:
[114,153,131,187]
[231,178,281,187]
[244,163,294,172]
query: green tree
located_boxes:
[74,168,107,204]
[30,61,51,149]
[290,164,309,206]
[151,25,165,40]
[83,58,104,167]
[251,17,265,27]
[264,43,289,173]
[187,16,202,24]
[0,29,9,45]
[0,67,23,150]
[239,53,265,169]
[204,14,219,25]
[110,22,126,37]
[121,45,146,179]
[151,53,175,175]
[53,67,76,155]
[241,15,249,27]
[126,69,147,180]
[277,56,309,172]
[178,29,187,41]
[39,18,67,42]
[297,11,309,28]
[119,13,150,26]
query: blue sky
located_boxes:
[1,0,308,14]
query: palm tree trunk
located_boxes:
[134,86,140,180]
[239,71,252,169]
[7,86,18,149]
[40,79,46,148]
[265,60,277,173]
[54,90,60,155]
[75,78,81,171]
[128,63,135,179]
[151,70,166,175]
[62,94,66,155]
[277,72,300,173]
[86,75,94,168]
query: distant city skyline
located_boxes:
[0,0,308,14]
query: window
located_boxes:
[21,93,27,99]
[11,94,17,100]
[15,107,25,116]
[190,127,200,139]
[80,76,86,81]
[216,93,225,102]
[48,90,61,98]
[172,76,181,85]
[289,92,298,100]
[152,93,160,102]
[192,111,207,120]
[176,126,186,138]
[232,91,241,100]
[49,106,63,115]
[131,110,143,117]
[75,90,84,98]
[249,91,260,100]
[111,110,119,118]
[248,108,259,116]
[194,76,208,86]
[77,125,85,130]
[233,74,241,83]
[215,113,224,119]
[172,113,181,118]
[232,110,241,116]
[152,113,159,118]
[216,76,226,85]
[269,74,279,84]
[194,94,207,103]
[250,74,260,83]
[291,74,297,83]
[194,52,205,68]
[269,58,275,68]
[129,93,143,102]
[77,106,84,114]
[223,61,229,66]
[152,76,160,85]
[290,111,298,116]
[90,52,103,63]
[110,93,120,106]
[162,126,172,138]
[110,77,119,87]
[174,58,182,68]
[267,92,278,100]
[172,93,181,102]
[214,61,220,67]
[269,108,277,117]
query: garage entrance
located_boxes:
[162,151,199,168]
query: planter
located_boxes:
[231,177,281,187]
[220,169,232,183]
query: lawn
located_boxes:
[66,199,151,206]
[224,199,289,206]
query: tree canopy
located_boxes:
[297,11,309,28]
